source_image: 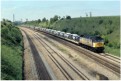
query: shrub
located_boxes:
[66,16,71,20]
[104,37,109,45]
[10,28,22,45]
[109,20,112,25]
[1,27,9,38]
[92,25,95,28]
[107,29,113,34]
[108,42,113,47]
[112,42,120,49]
[94,31,100,35]
[99,19,103,24]
[62,27,69,32]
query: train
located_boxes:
[28,26,104,52]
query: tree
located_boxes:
[58,16,61,20]
[66,15,71,19]
[60,18,64,20]
[53,15,58,21]
[50,18,54,23]
[38,19,41,23]
[50,15,59,23]
[42,17,47,22]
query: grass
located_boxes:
[1,45,23,80]
[104,46,120,57]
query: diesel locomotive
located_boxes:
[30,26,104,52]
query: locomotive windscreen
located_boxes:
[92,36,104,42]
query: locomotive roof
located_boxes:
[82,35,103,40]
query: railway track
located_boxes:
[46,30,120,62]
[33,33,90,80]
[21,30,52,80]
[100,53,120,63]
[34,30,120,76]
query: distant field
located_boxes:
[25,16,120,57]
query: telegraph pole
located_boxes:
[90,12,92,17]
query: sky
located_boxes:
[1,0,120,21]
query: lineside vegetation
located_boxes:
[1,19,23,80]
[25,15,120,56]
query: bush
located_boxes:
[92,25,95,28]
[112,42,120,49]
[104,37,109,45]
[107,29,113,34]
[1,27,9,38]
[99,19,103,24]
[94,31,100,35]
[10,28,22,45]
[108,42,113,47]
[62,27,69,32]
[66,16,71,20]
[107,42,120,49]
[2,26,22,46]
[109,20,112,25]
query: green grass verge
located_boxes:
[104,46,120,57]
[1,45,23,80]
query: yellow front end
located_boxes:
[93,42,104,47]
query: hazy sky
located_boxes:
[1,0,120,21]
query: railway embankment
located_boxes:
[25,16,120,56]
[1,19,23,80]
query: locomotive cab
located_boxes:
[92,36,104,52]
[79,35,104,53]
